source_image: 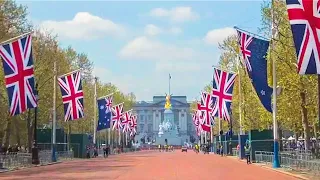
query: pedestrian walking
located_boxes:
[86,146,90,159]
[245,143,251,164]
[220,144,224,156]
[103,146,107,158]
[106,145,109,157]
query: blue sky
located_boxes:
[19,0,266,101]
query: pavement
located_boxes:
[0,150,302,180]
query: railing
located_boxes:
[0,150,74,170]
[0,152,32,169]
[232,148,238,157]
[255,151,320,177]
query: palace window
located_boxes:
[139,124,144,132]
[148,115,153,123]
[148,124,152,132]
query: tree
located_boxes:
[0,0,137,148]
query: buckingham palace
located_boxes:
[133,95,195,140]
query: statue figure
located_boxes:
[164,94,172,109]
[158,124,164,134]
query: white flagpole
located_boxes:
[58,68,82,78]
[238,55,243,135]
[271,0,280,168]
[52,61,57,162]
[118,130,121,146]
[210,123,213,152]
[108,117,112,149]
[93,77,97,145]
[0,31,33,46]
[126,132,128,146]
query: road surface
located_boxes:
[0,150,299,180]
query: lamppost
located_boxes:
[32,84,39,165]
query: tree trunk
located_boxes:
[3,115,12,147]
[14,117,21,145]
[26,109,33,153]
[300,91,311,151]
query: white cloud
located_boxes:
[93,67,134,94]
[93,66,211,101]
[118,36,196,61]
[169,27,182,34]
[40,12,125,40]
[93,67,166,100]
[204,27,236,45]
[150,7,199,23]
[145,24,162,36]
[144,24,182,36]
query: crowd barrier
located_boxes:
[0,150,74,170]
[255,151,320,177]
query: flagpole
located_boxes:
[58,68,82,78]
[219,118,222,145]
[169,74,171,95]
[52,60,57,162]
[271,0,280,168]
[93,77,97,145]
[126,132,128,147]
[210,125,213,152]
[234,26,270,41]
[97,93,114,100]
[0,31,33,46]
[238,55,243,135]
[108,114,112,149]
[118,130,121,147]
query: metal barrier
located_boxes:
[0,150,74,170]
[255,151,320,177]
[0,153,32,169]
[232,148,238,157]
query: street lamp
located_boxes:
[32,83,39,165]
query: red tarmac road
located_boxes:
[0,150,299,180]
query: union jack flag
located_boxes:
[212,67,237,122]
[130,115,137,137]
[58,70,84,121]
[192,110,202,136]
[286,0,320,74]
[105,95,113,113]
[237,30,253,72]
[0,34,37,116]
[112,103,124,130]
[197,92,214,132]
[122,110,132,133]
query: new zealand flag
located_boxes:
[236,29,273,112]
[97,96,112,131]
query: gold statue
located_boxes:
[164,94,172,109]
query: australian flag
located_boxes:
[97,97,112,131]
[236,29,272,112]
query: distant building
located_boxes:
[133,96,195,139]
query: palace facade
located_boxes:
[133,96,195,139]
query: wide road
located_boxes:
[0,150,299,180]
